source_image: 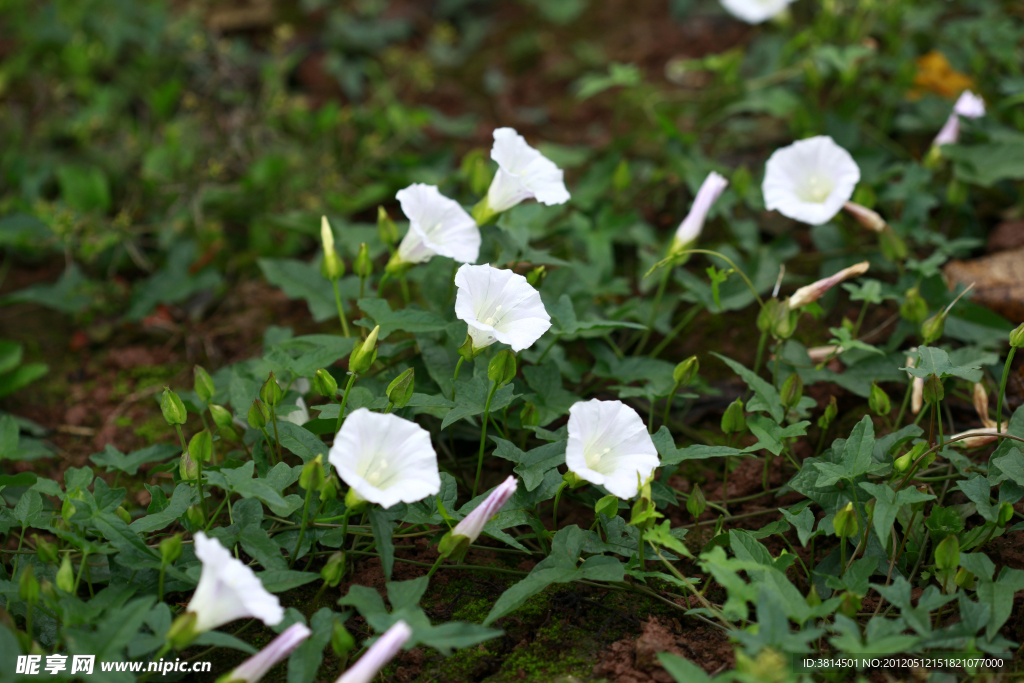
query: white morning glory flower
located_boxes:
[565,399,660,500]
[187,532,284,633]
[719,0,794,24]
[222,623,311,683]
[388,184,480,271]
[933,90,986,147]
[787,261,869,309]
[671,171,729,255]
[280,377,310,426]
[485,127,570,213]
[328,408,440,509]
[762,135,861,226]
[454,263,552,352]
[452,475,518,544]
[336,620,413,683]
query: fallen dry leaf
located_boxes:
[909,51,974,100]
[944,247,1024,323]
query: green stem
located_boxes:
[551,482,568,529]
[291,487,315,568]
[332,280,351,338]
[662,383,681,431]
[425,554,445,579]
[451,356,465,400]
[158,563,166,602]
[636,267,672,355]
[204,495,229,532]
[649,304,701,359]
[72,549,90,594]
[335,374,357,434]
[270,409,282,465]
[997,347,1016,433]
[752,327,769,377]
[472,380,500,499]
[377,271,390,297]
[772,340,785,389]
[399,276,410,305]
[852,299,870,338]
[840,539,847,577]
[177,424,208,520]
[11,527,25,578]
[638,526,646,567]
[535,334,560,365]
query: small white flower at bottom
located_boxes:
[336,621,413,683]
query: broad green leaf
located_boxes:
[490,438,565,491]
[652,426,748,465]
[859,482,934,548]
[0,263,92,314]
[259,257,358,323]
[131,483,194,533]
[747,415,809,456]
[89,444,179,476]
[288,608,337,683]
[355,298,447,339]
[369,507,396,581]
[126,241,223,321]
[441,374,519,430]
[657,653,713,683]
[276,422,328,463]
[712,353,784,423]
[257,570,320,593]
[903,346,982,381]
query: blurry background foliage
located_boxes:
[0,0,1021,330]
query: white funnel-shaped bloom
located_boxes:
[566,399,660,500]
[454,264,551,352]
[719,0,793,24]
[336,620,413,683]
[486,128,570,213]
[187,532,284,633]
[671,172,729,254]
[933,90,986,147]
[762,136,861,226]
[328,408,440,509]
[394,184,480,266]
[223,623,311,683]
[452,476,518,544]
[787,261,869,309]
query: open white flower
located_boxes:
[280,377,311,426]
[336,620,413,683]
[388,184,480,271]
[719,0,793,24]
[907,352,924,415]
[671,171,729,255]
[933,90,986,147]
[454,264,551,352]
[188,532,284,633]
[762,136,861,226]
[328,408,440,509]
[484,127,569,214]
[222,623,311,683]
[452,475,518,545]
[787,261,869,309]
[565,399,660,500]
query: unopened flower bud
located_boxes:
[386,368,415,409]
[817,395,838,431]
[686,483,706,519]
[894,452,913,473]
[934,534,959,573]
[56,555,74,593]
[923,375,944,404]
[673,355,699,386]
[838,591,861,618]
[34,535,58,564]
[354,242,373,279]
[1010,323,1024,349]
[780,373,803,409]
[194,365,215,404]
[320,216,345,281]
[869,383,891,417]
[457,335,476,362]
[19,566,39,603]
[377,206,398,248]
[321,551,346,587]
[612,158,631,193]
[788,262,870,309]
[998,502,1014,526]
[189,430,212,465]
[833,502,858,538]
[921,313,945,345]
[721,398,746,434]
[805,584,822,608]
[115,506,132,525]
[320,476,338,503]
[248,399,270,430]
[955,567,975,590]
[160,533,183,564]
[843,201,887,233]
[900,287,929,324]
[349,326,379,375]
[488,350,517,385]
[331,622,356,659]
[313,369,338,398]
[209,404,234,430]
[520,402,539,428]
[526,266,546,287]
[185,504,205,528]
[300,454,326,492]
[161,387,187,426]
[259,372,283,407]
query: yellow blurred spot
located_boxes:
[909,51,974,100]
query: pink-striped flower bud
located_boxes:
[787,261,869,309]
[219,623,312,683]
[336,621,413,683]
